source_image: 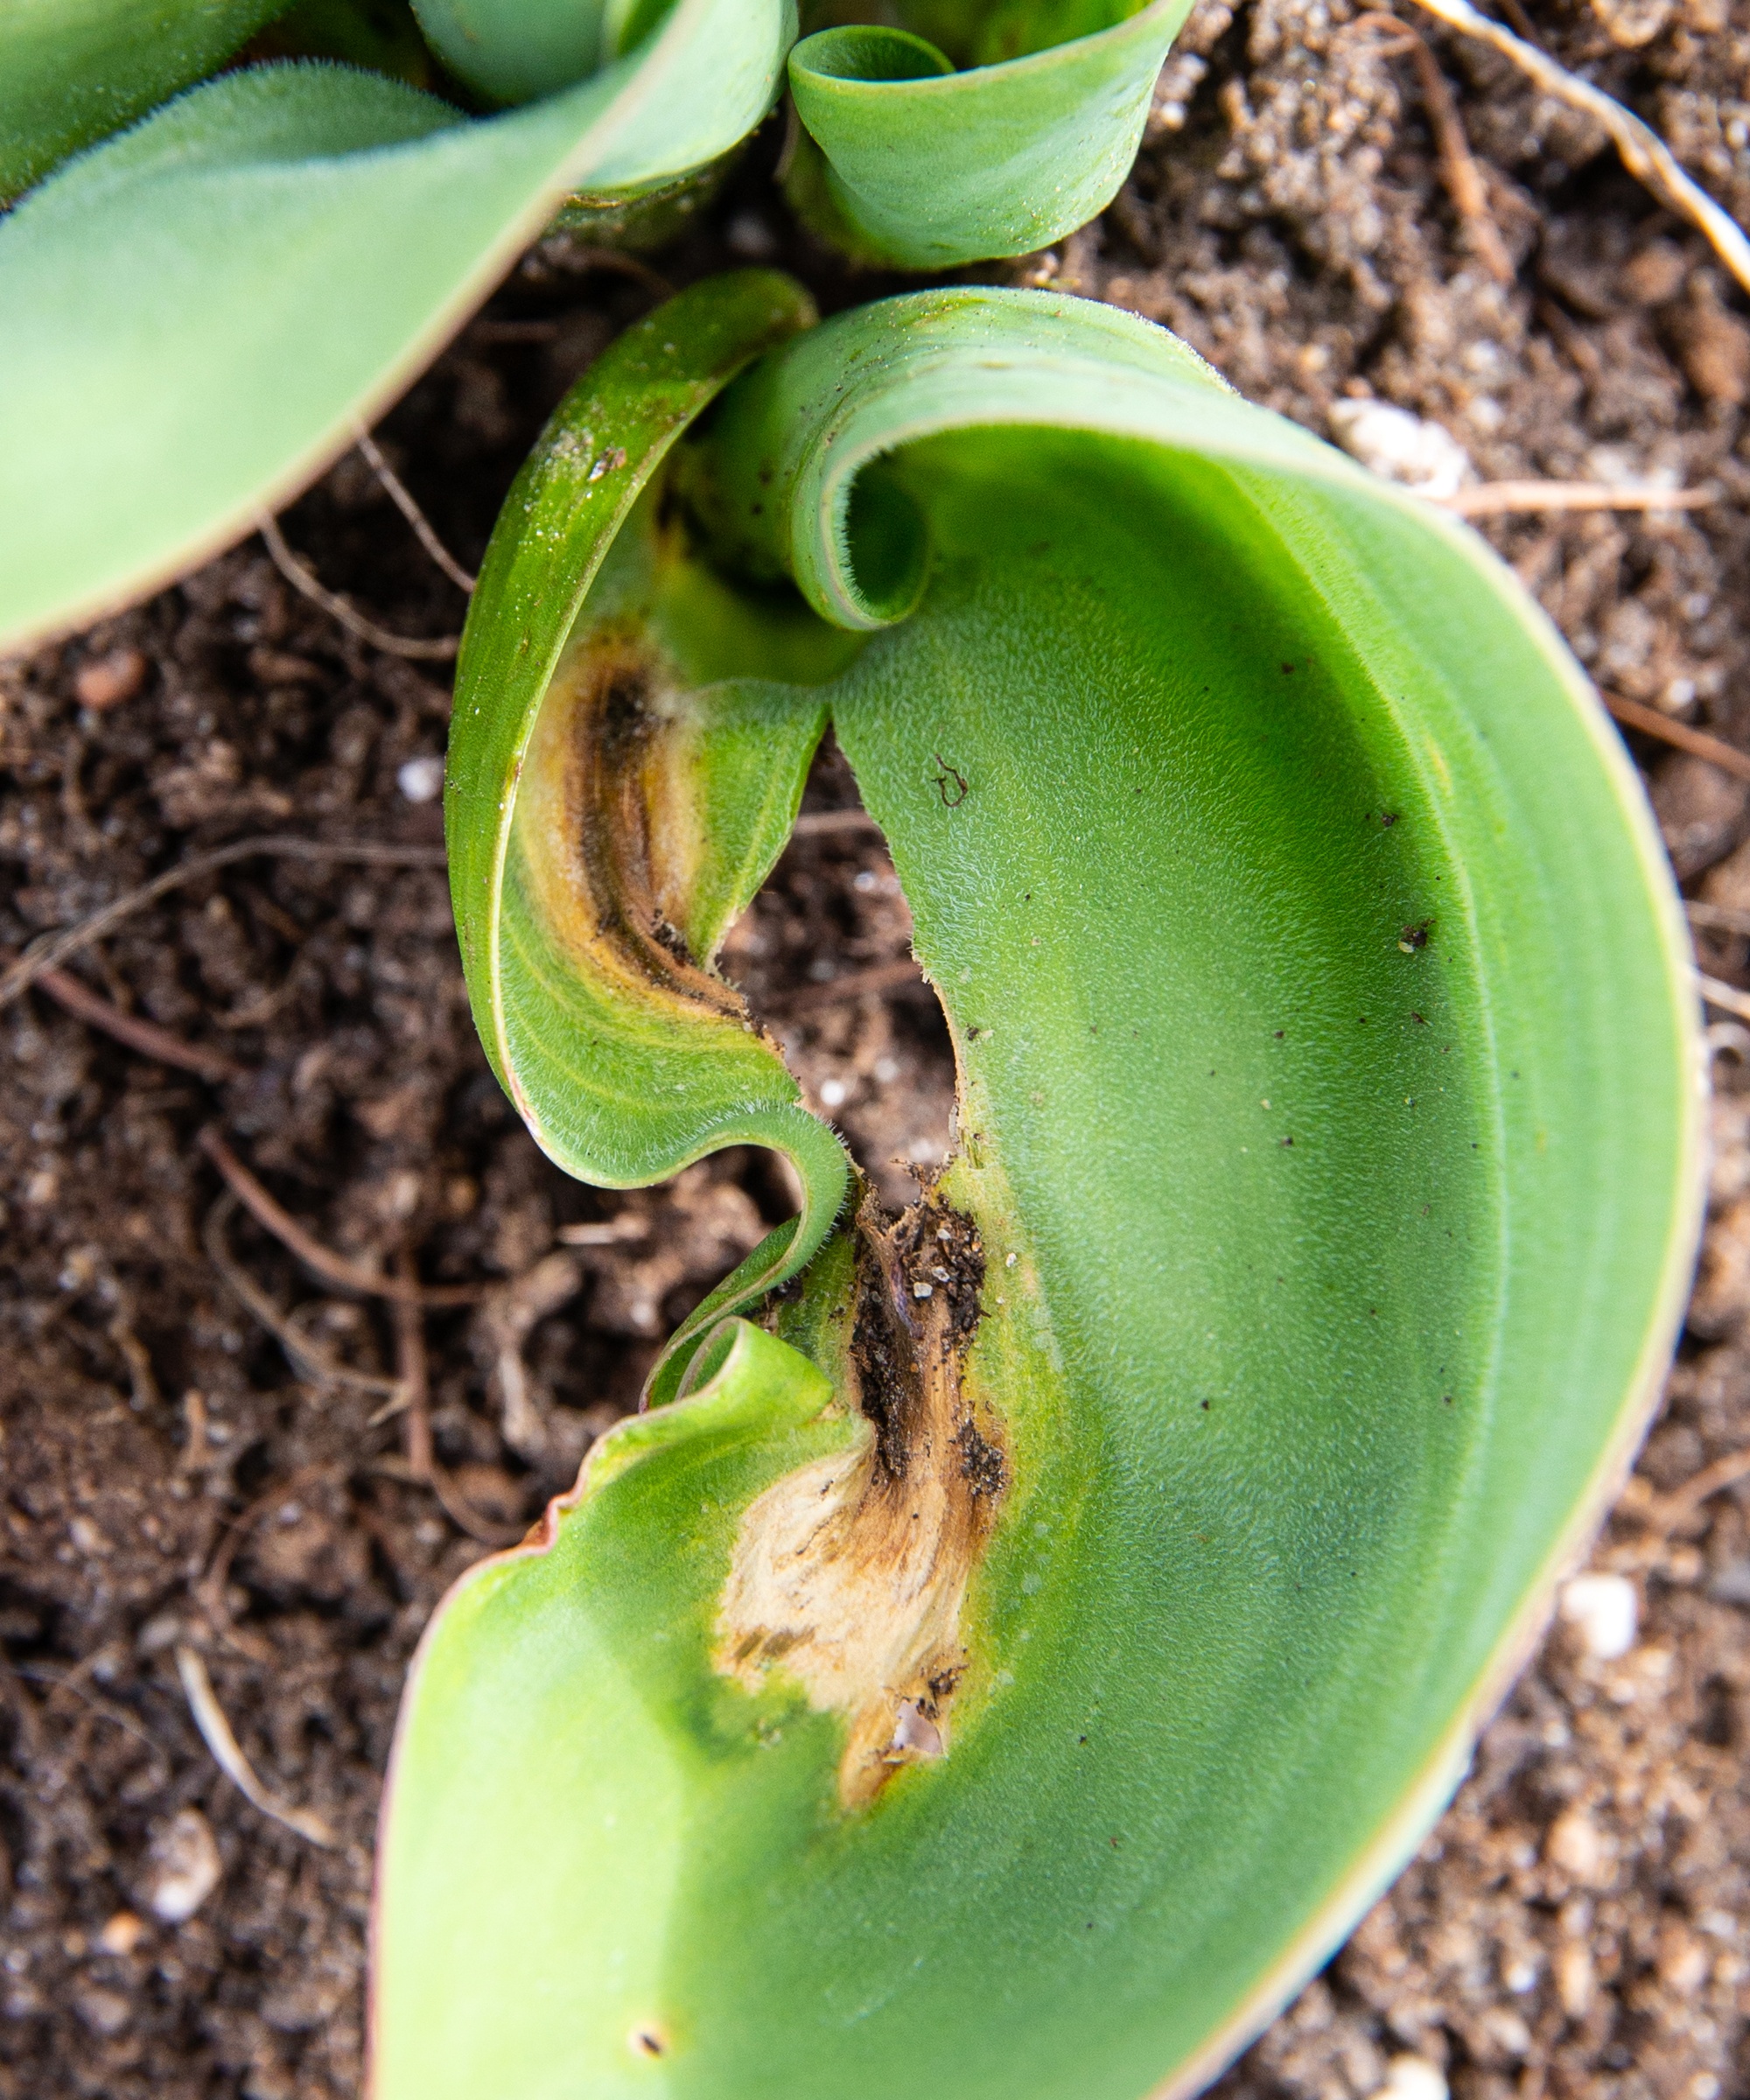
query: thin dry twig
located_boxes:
[540,243,676,298]
[1698,972,1750,1024]
[789,808,886,838]
[1352,14,1515,284]
[1689,900,1750,937]
[174,1646,336,1847]
[199,1128,486,1307]
[1442,480,1719,517]
[256,512,461,662]
[0,833,446,1011]
[391,1248,435,1481]
[557,1214,651,1247]
[200,1462,342,1622]
[1628,1445,1750,1530]
[13,1663,170,1768]
[1403,0,1750,297]
[1659,1446,1750,1520]
[369,1452,525,1546]
[1602,690,1750,787]
[32,964,245,1082]
[353,427,478,594]
[203,1193,404,1400]
[772,958,932,1013]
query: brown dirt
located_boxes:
[3,2,1749,2092]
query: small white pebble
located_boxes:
[96,1912,146,1956]
[1546,1806,1607,1884]
[1560,1572,1637,1659]
[396,754,444,803]
[912,1281,934,1299]
[886,1699,943,1759]
[1004,1251,1018,1267]
[818,1078,848,1110]
[145,1809,222,1923]
[724,212,778,260]
[1329,399,1474,500]
[1369,2056,1448,2100]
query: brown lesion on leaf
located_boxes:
[714,1187,1004,1806]
[514,625,741,1018]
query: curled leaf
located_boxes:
[786,0,1193,264]
[375,275,1700,2100]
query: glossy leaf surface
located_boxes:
[0,0,284,198]
[787,0,1191,264]
[376,276,1701,2100]
[410,0,674,102]
[0,0,791,654]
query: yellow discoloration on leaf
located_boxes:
[512,623,733,1018]
[715,1199,1004,1805]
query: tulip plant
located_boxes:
[0,0,1192,654]
[370,271,1701,2100]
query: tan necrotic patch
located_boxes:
[512,624,737,1017]
[715,1197,1004,1805]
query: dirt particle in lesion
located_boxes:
[953,1415,1006,1499]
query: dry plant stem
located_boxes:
[354,427,479,594]
[0,833,447,1010]
[32,963,245,1080]
[388,1253,526,1548]
[200,1461,341,1624]
[1601,690,1750,786]
[1688,900,1750,936]
[547,243,676,298]
[371,1452,524,1547]
[202,1193,405,1399]
[174,1645,336,1847]
[1404,0,1750,295]
[556,1214,651,1246]
[788,808,885,837]
[256,512,461,661]
[1656,1445,1750,1521]
[1352,15,1514,284]
[424,1467,525,1548]
[13,1664,169,1769]
[198,1127,486,1307]
[1698,972,1750,1024]
[769,958,932,1012]
[392,1248,435,1480]
[1442,481,1718,517]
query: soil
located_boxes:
[3,1,1750,2093]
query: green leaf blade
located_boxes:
[445,272,855,1393]
[786,0,1191,266]
[376,281,1701,2100]
[0,0,285,198]
[0,0,794,654]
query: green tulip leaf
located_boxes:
[443,270,855,1409]
[410,0,675,103]
[374,275,1701,2100]
[785,0,1193,266]
[0,0,794,655]
[0,0,287,200]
